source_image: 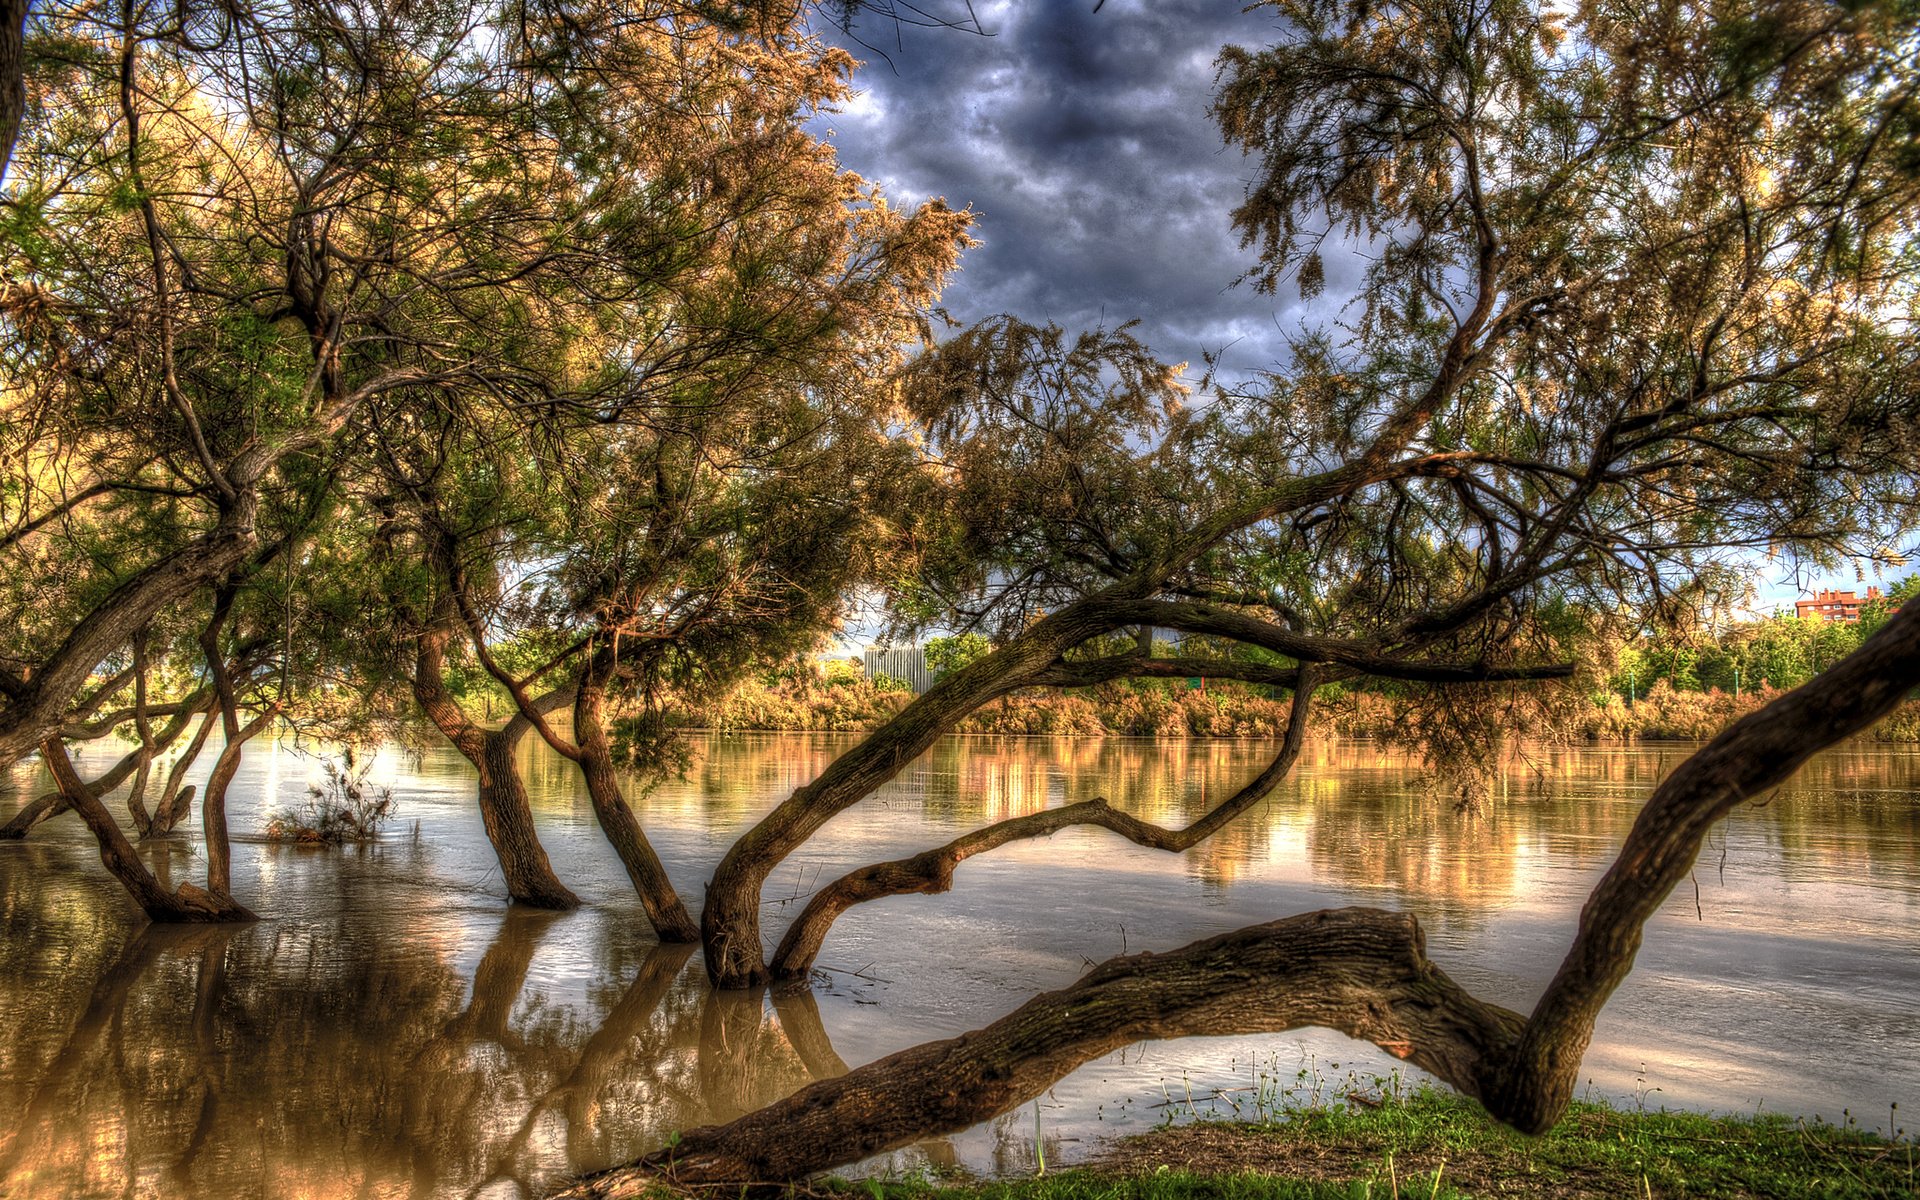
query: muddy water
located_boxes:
[1,734,1916,1197]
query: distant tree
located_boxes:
[923,633,991,679]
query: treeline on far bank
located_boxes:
[622,599,1920,747]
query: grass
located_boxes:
[826,1087,1917,1200]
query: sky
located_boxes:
[809,0,1887,623]
[814,0,1308,382]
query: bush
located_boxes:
[262,755,396,845]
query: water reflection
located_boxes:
[1,733,1917,1196]
[0,904,907,1199]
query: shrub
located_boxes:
[262,755,396,845]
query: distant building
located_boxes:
[863,645,937,693]
[1794,587,1890,623]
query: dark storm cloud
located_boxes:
[817,0,1341,380]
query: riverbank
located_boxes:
[644,676,1920,744]
[839,1089,1915,1200]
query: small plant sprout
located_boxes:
[1032,1100,1045,1177]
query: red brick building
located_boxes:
[1794,587,1890,623]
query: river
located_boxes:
[1,733,1916,1196]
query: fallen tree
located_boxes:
[554,601,1920,1194]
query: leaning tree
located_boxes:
[317,1,969,923]
[553,0,1920,1184]
[0,0,963,916]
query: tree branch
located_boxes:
[768,676,1323,982]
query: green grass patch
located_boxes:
[836,1089,1917,1200]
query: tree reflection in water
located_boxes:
[0,904,942,1198]
[2,734,1917,1194]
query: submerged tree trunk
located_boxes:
[198,710,272,903]
[124,630,158,837]
[574,661,698,941]
[148,707,215,837]
[412,623,580,910]
[697,546,1548,987]
[477,722,582,910]
[555,604,1920,1194]
[40,739,254,922]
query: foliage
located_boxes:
[822,659,869,688]
[262,755,396,845]
[925,633,992,679]
[655,671,913,736]
[1609,583,1917,697]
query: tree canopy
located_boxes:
[3,0,1920,1184]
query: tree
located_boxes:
[321,4,966,921]
[562,592,1920,1192]
[3,0,962,917]
[553,0,1920,1172]
[688,0,1920,987]
[6,0,1919,1177]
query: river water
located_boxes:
[1,733,1916,1197]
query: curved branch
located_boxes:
[1109,600,1572,683]
[768,677,1322,983]
[561,607,1920,1191]
[554,908,1524,1195]
[1028,655,1311,689]
[0,694,207,839]
[61,686,214,740]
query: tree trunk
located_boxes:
[0,518,254,769]
[150,709,216,836]
[554,908,1521,1195]
[0,0,24,182]
[40,739,254,922]
[1483,599,1920,1133]
[701,599,1124,986]
[198,711,271,903]
[554,605,1920,1194]
[125,630,157,837]
[575,667,697,941]
[476,725,582,910]
[412,623,580,910]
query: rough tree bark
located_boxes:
[554,604,1920,1193]
[0,0,23,182]
[39,739,254,922]
[767,671,1322,984]
[0,517,255,769]
[411,623,580,910]
[572,651,700,941]
[456,613,699,938]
